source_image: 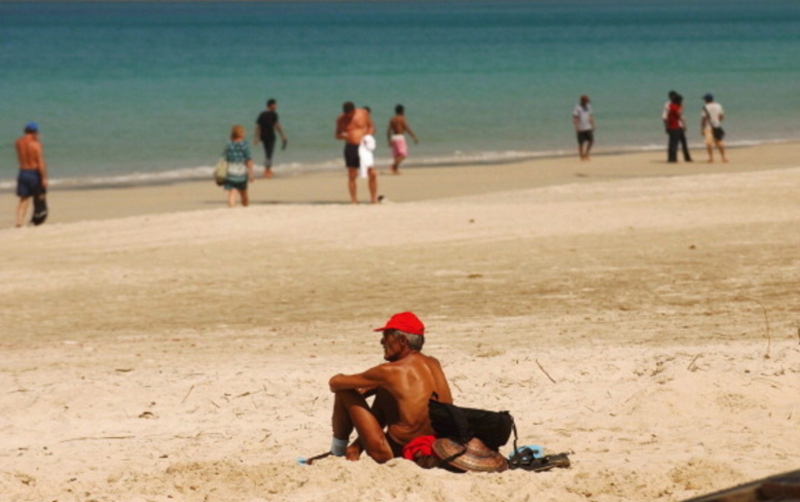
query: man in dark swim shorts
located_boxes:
[15,122,48,227]
[335,101,374,204]
[572,95,595,160]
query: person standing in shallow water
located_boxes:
[701,93,727,163]
[387,104,418,174]
[222,125,254,207]
[15,122,48,227]
[666,94,692,163]
[572,95,595,161]
[254,98,287,179]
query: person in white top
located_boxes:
[701,93,727,163]
[572,95,595,160]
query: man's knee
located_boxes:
[367,449,394,464]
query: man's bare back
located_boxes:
[351,352,451,444]
[16,134,46,174]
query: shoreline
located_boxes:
[0,137,796,193]
[2,141,799,228]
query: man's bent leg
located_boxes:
[331,389,394,463]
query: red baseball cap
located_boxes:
[373,312,425,336]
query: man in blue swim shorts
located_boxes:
[15,122,48,227]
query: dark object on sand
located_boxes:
[32,186,48,225]
[508,447,571,472]
[428,396,516,451]
[432,437,508,473]
[681,468,800,502]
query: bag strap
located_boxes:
[703,106,716,128]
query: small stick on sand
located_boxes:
[181,384,195,404]
[61,436,135,443]
[536,359,557,384]
[687,354,702,371]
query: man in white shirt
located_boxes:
[572,95,595,160]
[701,93,727,163]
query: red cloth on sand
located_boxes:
[402,435,437,460]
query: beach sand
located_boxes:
[2,143,799,501]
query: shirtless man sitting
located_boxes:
[328,312,452,463]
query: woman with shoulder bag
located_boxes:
[222,124,255,207]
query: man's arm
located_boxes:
[30,141,47,187]
[38,152,48,187]
[329,364,388,392]
[405,122,418,143]
[275,121,286,141]
[335,116,348,141]
[254,124,261,145]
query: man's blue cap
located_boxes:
[25,122,38,132]
[703,93,713,101]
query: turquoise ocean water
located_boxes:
[1,0,799,189]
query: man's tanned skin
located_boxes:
[335,101,374,204]
[387,104,418,174]
[329,326,452,463]
[15,125,47,227]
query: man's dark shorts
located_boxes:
[577,130,594,144]
[16,170,42,198]
[261,135,276,163]
[386,433,404,458]
[344,143,360,169]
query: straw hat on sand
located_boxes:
[432,437,508,473]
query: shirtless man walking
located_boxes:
[328,312,453,463]
[15,122,48,227]
[387,104,418,174]
[335,101,375,204]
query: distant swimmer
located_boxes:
[254,98,287,179]
[335,101,375,204]
[572,95,595,161]
[15,122,48,227]
[387,104,418,174]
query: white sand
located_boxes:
[1,144,799,501]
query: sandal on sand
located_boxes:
[508,451,571,472]
[508,445,544,462]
